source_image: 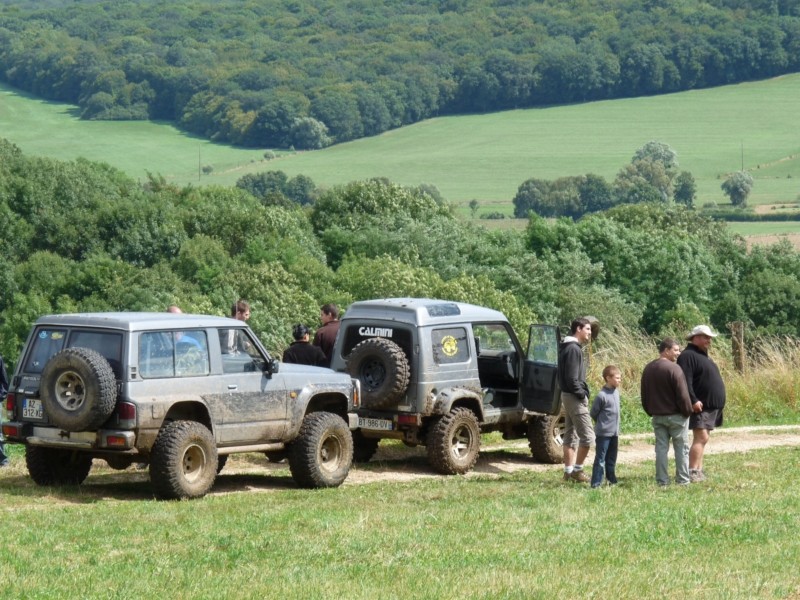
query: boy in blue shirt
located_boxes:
[590,365,621,488]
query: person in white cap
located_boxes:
[676,325,726,482]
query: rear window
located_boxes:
[23,328,124,378]
[340,324,413,363]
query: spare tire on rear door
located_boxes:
[40,347,117,431]
[346,338,410,409]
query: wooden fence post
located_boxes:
[730,321,745,373]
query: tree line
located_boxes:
[2,137,800,368]
[512,140,755,219]
[0,0,798,149]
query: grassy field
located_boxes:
[2,75,800,209]
[1,442,799,599]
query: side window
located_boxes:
[175,330,210,376]
[24,329,67,374]
[527,325,559,366]
[473,324,516,354]
[139,331,210,379]
[219,329,266,374]
[432,327,469,365]
[219,328,253,355]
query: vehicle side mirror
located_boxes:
[266,358,280,375]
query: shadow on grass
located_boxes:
[0,459,300,504]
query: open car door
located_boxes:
[520,324,561,415]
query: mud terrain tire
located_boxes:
[26,446,93,486]
[40,347,117,431]
[426,407,481,475]
[289,412,353,488]
[346,338,410,409]
[527,410,565,464]
[150,420,218,500]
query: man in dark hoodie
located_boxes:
[677,325,726,483]
[557,317,594,483]
[283,323,328,367]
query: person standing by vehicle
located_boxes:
[557,317,594,483]
[590,365,621,488]
[641,338,693,486]
[0,353,10,466]
[313,303,340,367]
[283,324,328,367]
[224,299,252,354]
[677,325,726,483]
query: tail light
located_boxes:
[5,392,15,419]
[2,423,20,438]
[116,401,137,429]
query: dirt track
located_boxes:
[336,424,800,486]
[3,425,797,500]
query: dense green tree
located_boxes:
[673,171,697,207]
[721,170,754,207]
[1,1,799,147]
[579,174,616,213]
[513,178,553,218]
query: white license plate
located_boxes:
[358,417,393,431]
[23,398,43,419]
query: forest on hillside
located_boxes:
[3,137,800,366]
[0,0,799,149]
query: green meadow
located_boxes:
[1,442,800,599]
[2,75,800,212]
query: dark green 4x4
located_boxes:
[330,298,565,474]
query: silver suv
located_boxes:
[2,312,359,499]
[330,298,565,475]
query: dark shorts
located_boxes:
[689,408,723,431]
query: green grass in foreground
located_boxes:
[2,75,800,208]
[1,444,799,599]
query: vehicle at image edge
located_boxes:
[329,298,577,475]
[2,312,360,499]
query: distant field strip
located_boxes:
[2,75,800,208]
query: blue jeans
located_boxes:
[591,435,618,487]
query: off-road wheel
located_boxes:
[40,347,117,431]
[346,338,410,409]
[289,412,353,488]
[527,410,565,464]
[26,446,93,486]
[150,420,218,500]
[352,431,380,463]
[426,407,481,475]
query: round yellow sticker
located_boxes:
[441,335,458,357]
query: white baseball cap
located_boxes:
[686,325,718,340]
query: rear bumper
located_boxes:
[2,422,136,450]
